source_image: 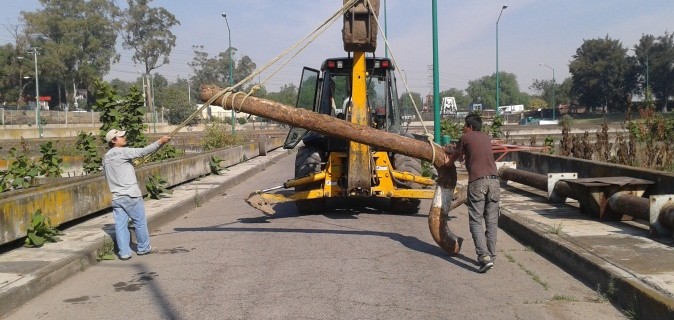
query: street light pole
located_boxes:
[222,13,235,135]
[539,63,555,120]
[495,5,508,117]
[28,48,42,138]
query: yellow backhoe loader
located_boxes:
[202,0,464,254]
[255,55,435,214]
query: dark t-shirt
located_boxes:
[456,131,497,182]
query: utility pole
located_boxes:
[28,48,42,138]
[17,56,24,107]
[150,73,157,132]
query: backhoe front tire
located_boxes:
[294,145,326,214]
[391,153,423,214]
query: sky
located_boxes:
[1,0,673,96]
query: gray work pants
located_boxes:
[466,178,501,261]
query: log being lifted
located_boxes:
[201,86,446,167]
[201,85,464,255]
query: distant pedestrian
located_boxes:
[102,129,171,260]
[444,114,500,273]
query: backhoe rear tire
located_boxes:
[294,145,326,214]
[391,153,423,214]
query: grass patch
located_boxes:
[593,276,617,303]
[547,222,565,235]
[97,238,116,261]
[505,253,549,290]
[552,294,578,302]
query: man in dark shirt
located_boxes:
[445,114,499,273]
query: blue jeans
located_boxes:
[466,178,500,261]
[112,196,150,257]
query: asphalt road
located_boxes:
[6,155,627,320]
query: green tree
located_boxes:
[117,0,180,125]
[22,0,120,108]
[632,32,674,112]
[189,45,236,88]
[234,55,257,84]
[400,91,423,114]
[529,77,571,108]
[466,72,529,109]
[108,78,134,95]
[557,78,572,106]
[529,97,547,110]
[156,78,200,125]
[149,73,168,109]
[0,24,33,107]
[0,44,19,105]
[189,45,257,91]
[118,0,179,75]
[569,36,629,113]
[266,83,297,106]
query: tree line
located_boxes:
[1,0,672,124]
[431,32,673,115]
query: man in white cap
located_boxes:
[103,129,171,260]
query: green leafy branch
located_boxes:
[0,139,40,192]
[25,209,64,247]
[145,173,171,199]
[76,132,103,174]
[38,141,64,177]
[209,156,229,175]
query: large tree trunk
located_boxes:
[200,85,447,168]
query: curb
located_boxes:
[0,149,290,318]
[0,238,107,317]
[499,209,674,319]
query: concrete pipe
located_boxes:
[498,167,574,199]
[607,193,650,221]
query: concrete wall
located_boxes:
[0,137,284,245]
[511,151,674,195]
[0,123,176,140]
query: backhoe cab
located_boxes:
[268,56,435,214]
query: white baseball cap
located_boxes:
[105,129,126,143]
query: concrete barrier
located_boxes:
[0,137,284,245]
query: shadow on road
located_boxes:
[173,221,478,272]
